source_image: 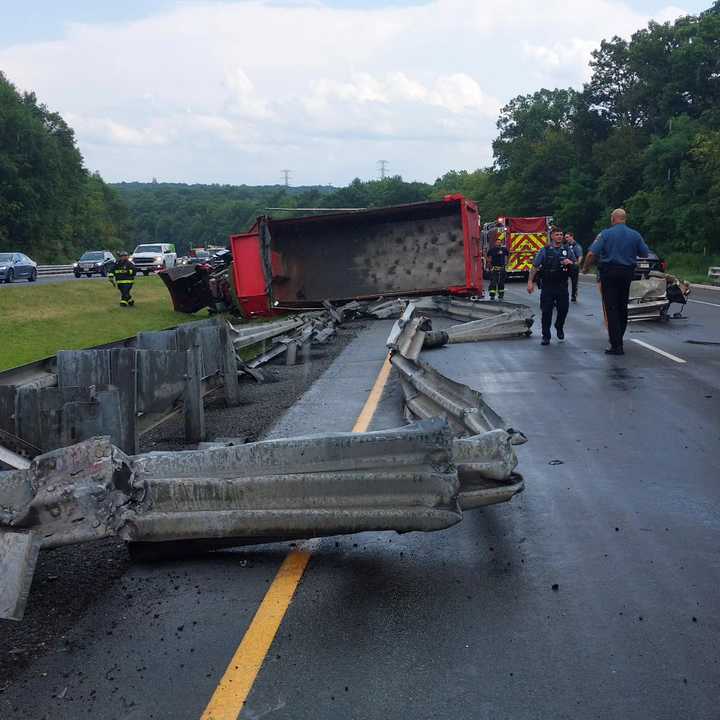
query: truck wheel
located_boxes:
[86,273,92,277]
[28,269,37,282]
[5,269,13,283]
[74,271,81,278]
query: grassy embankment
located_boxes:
[664,252,720,285]
[0,276,205,371]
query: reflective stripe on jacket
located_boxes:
[109,261,137,283]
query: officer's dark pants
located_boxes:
[569,266,579,299]
[599,263,634,349]
[489,267,506,298]
[118,282,134,305]
[540,285,569,340]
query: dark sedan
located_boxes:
[0,252,37,283]
[635,249,667,279]
[73,250,115,277]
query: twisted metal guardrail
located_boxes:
[1,295,532,620]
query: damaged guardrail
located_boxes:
[231,312,339,378]
[0,318,240,465]
[385,302,527,444]
[1,295,531,621]
[1,418,521,620]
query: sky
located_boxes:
[0,0,710,186]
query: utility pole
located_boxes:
[377,160,389,180]
[281,169,292,187]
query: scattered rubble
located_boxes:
[1,295,534,621]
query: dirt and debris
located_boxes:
[0,322,361,689]
[140,323,361,451]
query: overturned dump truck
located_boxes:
[230,195,483,317]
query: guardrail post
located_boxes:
[219,321,240,406]
[184,345,205,444]
[286,341,297,366]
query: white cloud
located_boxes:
[0,0,688,184]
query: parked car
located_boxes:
[635,249,666,279]
[130,243,177,275]
[73,250,116,277]
[186,249,212,265]
[0,252,37,283]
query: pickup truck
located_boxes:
[130,243,177,275]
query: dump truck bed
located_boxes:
[230,196,482,316]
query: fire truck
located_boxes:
[482,216,552,280]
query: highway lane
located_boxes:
[241,285,719,720]
[0,273,107,287]
[1,285,719,719]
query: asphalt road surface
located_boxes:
[0,273,107,287]
[2,281,718,720]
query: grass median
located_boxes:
[665,252,720,285]
[0,275,205,371]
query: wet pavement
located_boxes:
[1,283,718,720]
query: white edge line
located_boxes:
[688,299,720,308]
[630,339,687,364]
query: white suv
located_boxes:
[130,243,177,275]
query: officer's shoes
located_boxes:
[557,330,565,342]
[605,347,624,355]
[541,338,550,346]
[120,301,128,307]
[128,299,135,306]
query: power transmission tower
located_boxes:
[377,160,389,180]
[281,169,292,187]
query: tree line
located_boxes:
[2,2,718,262]
[434,1,720,254]
[0,72,129,263]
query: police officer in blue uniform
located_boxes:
[527,226,577,345]
[563,231,583,301]
[583,208,649,355]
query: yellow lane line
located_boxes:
[352,354,393,433]
[201,551,311,720]
[200,352,394,720]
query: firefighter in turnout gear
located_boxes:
[486,235,509,300]
[109,251,137,307]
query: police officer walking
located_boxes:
[582,209,649,355]
[486,235,509,300]
[563,231,582,302]
[527,226,576,345]
[108,251,137,307]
